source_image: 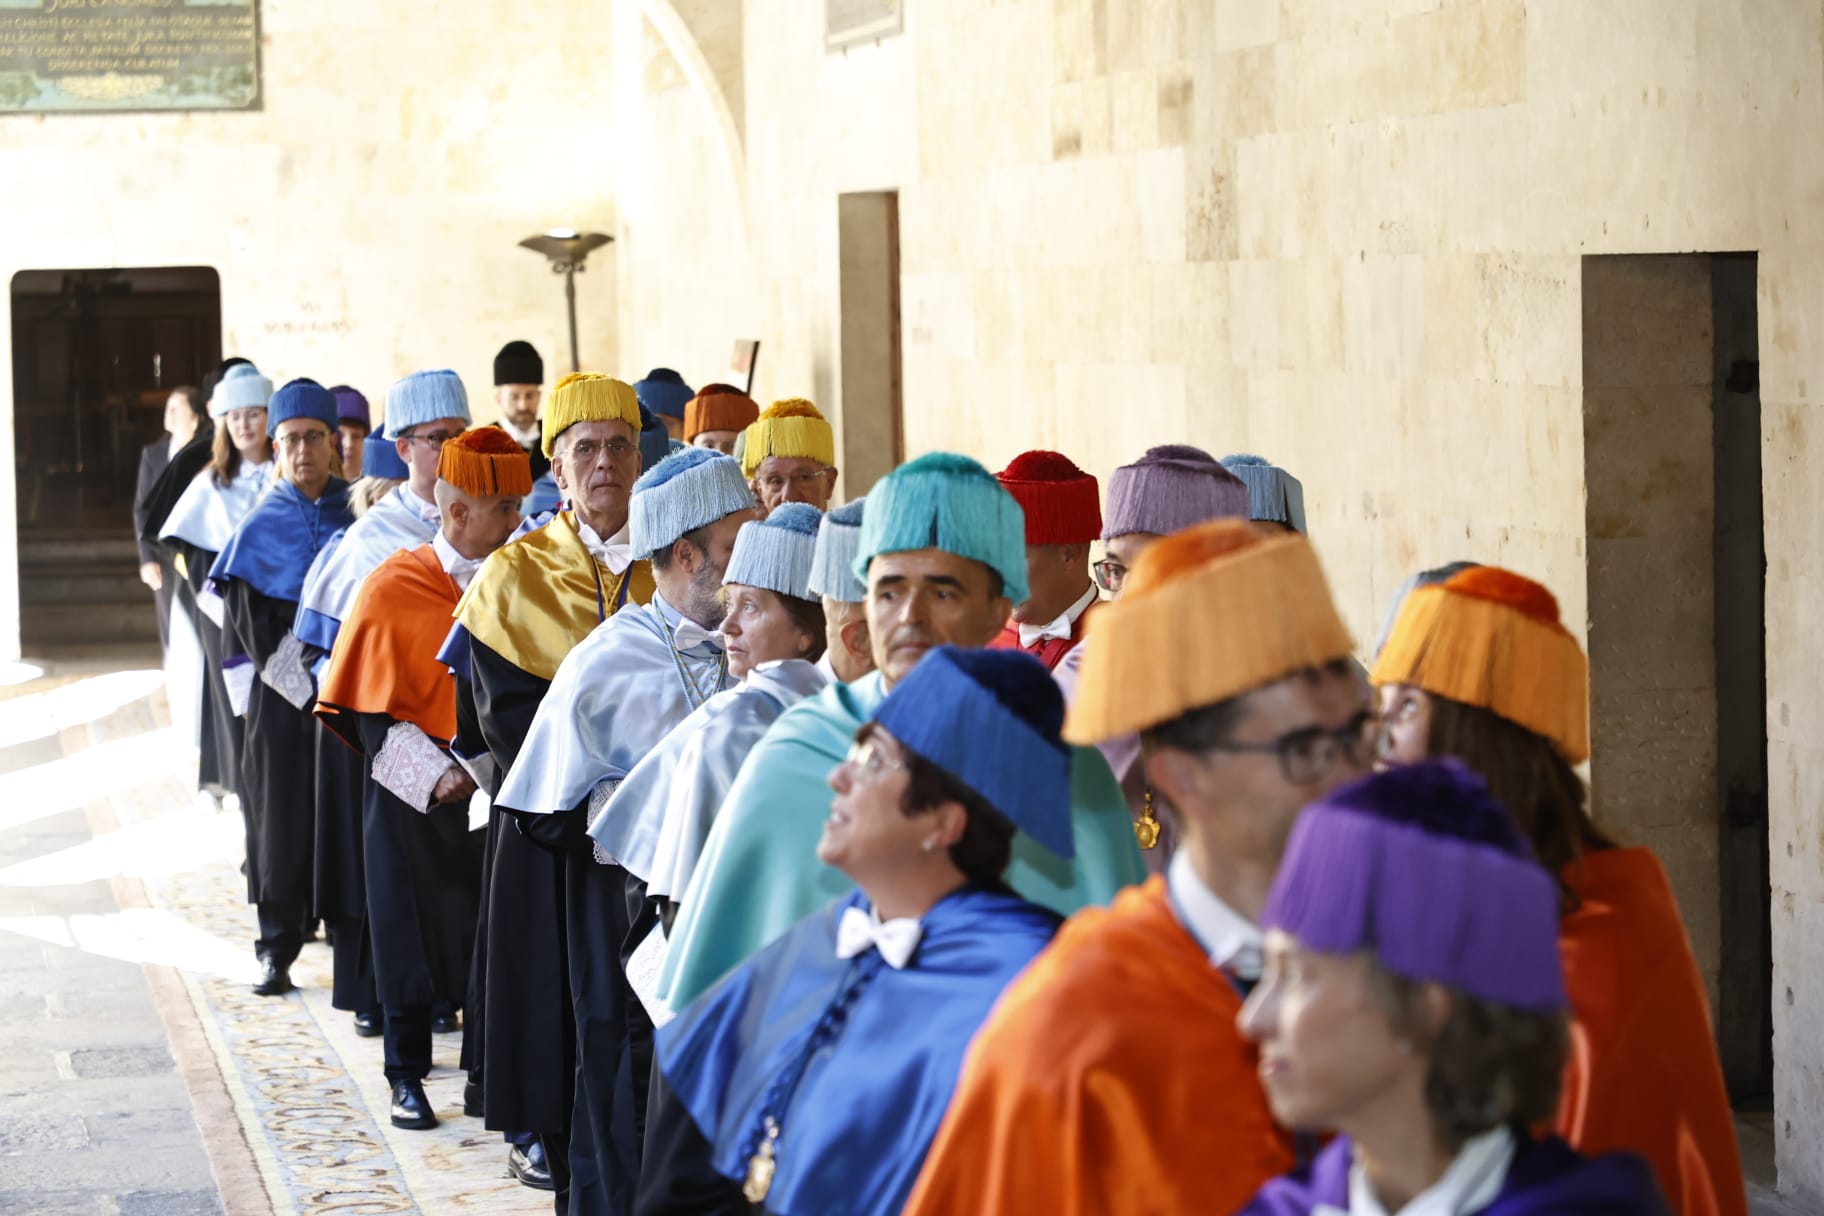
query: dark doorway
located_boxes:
[1579,253,1772,1107]
[9,266,222,651]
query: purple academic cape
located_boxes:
[1243,1134,1670,1216]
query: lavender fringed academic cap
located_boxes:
[1103,444,1251,540]
[1262,760,1567,1012]
[870,646,1074,859]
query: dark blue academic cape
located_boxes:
[657,884,1061,1216]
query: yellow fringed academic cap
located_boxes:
[741,398,835,476]
[1064,520,1355,745]
[542,372,641,458]
[1370,566,1590,764]
[438,426,533,498]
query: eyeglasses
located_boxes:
[1207,710,1379,785]
[759,468,830,493]
[844,737,907,781]
[1092,558,1128,593]
[564,437,639,463]
[275,429,330,451]
[400,430,465,449]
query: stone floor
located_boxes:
[0,649,1813,1214]
[0,652,547,1215]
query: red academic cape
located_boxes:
[902,878,1294,1216]
[316,544,460,745]
[988,595,1103,672]
[1557,848,1746,1216]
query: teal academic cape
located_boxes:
[656,670,1147,1007]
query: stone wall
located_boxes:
[612,0,1824,1199]
[0,0,626,662]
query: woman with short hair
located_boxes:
[1372,567,1744,1216]
[637,646,1075,1216]
[1239,761,1669,1216]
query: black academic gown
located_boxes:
[313,717,376,1012]
[636,1074,753,1216]
[464,639,576,1136]
[134,439,176,647]
[336,711,485,1011]
[221,581,318,913]
[163,536,240,796]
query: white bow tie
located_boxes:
[670,616,723,653]
[446,556,485,590]
[581,535,633,575]
[1018,618,1075,648]
[835,905,922,970]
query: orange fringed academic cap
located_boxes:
[1064,520,1354,745]
[438,426,534,498]
[1370,565,1590,763]
[684,383,760,441]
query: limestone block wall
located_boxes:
[0,0,625,662]
[612,0,1824,1198]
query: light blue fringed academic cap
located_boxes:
[211,363,272,418]
[385,369,472,435]
[808,496,866,603]
[852,453,1029,604]
[723,502,822,600]
[629,447,758,560]
[1221,453,1307,533]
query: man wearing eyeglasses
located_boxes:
[903,519,1372,1216]
[296,370,472,1050]
[657,452,1145,1011]
[444,372,658,1199]
[739,398,838,514]
[208,380,356,1001]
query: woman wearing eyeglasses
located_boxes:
[158,362,276,805]
[1238,761,1669,1216]
[1062,444,1253,872]
[636,647,1073,1216]
[209,379,354,999]
[1373,567,1744,1216]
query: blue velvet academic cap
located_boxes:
[871,646,1074,859]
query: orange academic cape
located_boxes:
[1557,848,1747,1216]
[902,878,1294,1216]
[316,544,461,745]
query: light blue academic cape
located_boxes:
[656,671,1147,1007]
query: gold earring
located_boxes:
[1135,787,1161,851]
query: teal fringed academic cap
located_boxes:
[724,501,822,599]
[852,452,1029,605]
[629,446,758,560]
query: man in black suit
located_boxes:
[134,385,207,650]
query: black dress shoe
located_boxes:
[508,1141,553,1190]
[431,1010,460,1035]
[251,959,293,997]
[353,1010,383,1037]
[389,1079,437,1130]
[462,1078,483,1118]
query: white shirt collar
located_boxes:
[575,517,634,575]
[1017,582,1100,648]
[236,458,273,487]
[405,485,440,527]
[1339,1127,1515,1216]
[653,591,722,653]
[1166,849,1263,979]
[499,417,541,448]
[431,530,485,591]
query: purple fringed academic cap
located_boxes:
[330,385,370,429]
[870,646,1074,859]
[1262,760,1567,1012]
[1103,444,1251,540]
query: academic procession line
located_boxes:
[126,342,1751,1216]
